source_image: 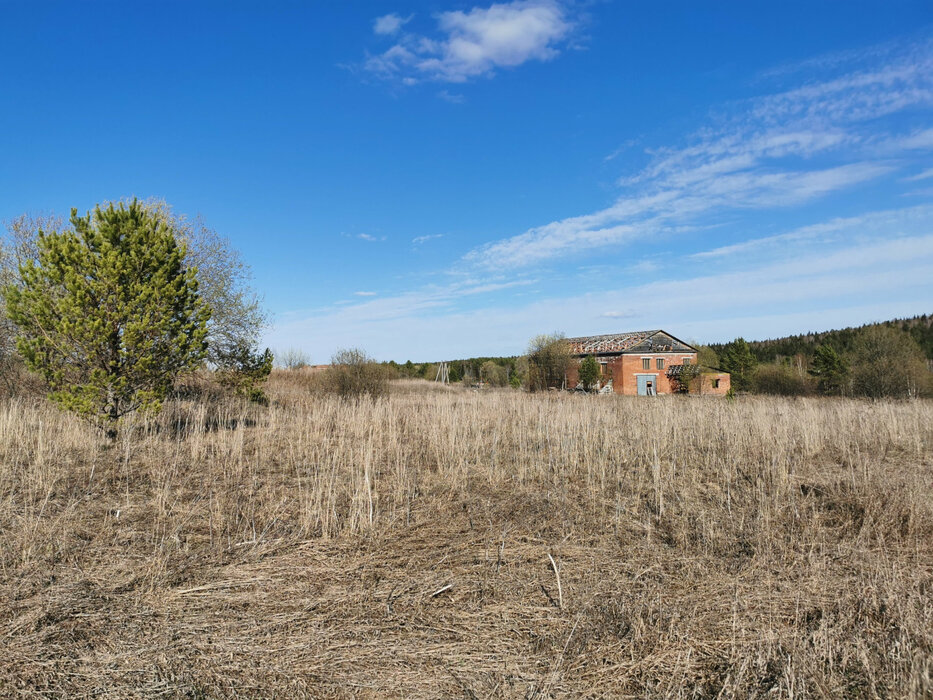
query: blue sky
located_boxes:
[2,1,931,362]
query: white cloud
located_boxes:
[892,128,933,150]
[438,90,465,104]
[462,39,933,269]
[365,0,572,83]
[373,13,411,36]
[627,260,660,274]
[692,205,933,260]
[603,139,638,162]
[266,232,933,360]
[293,37,933,360]
[412,234,444,244]
[344,232,386,242]
[601,309,638,319]
[758,39,906,80]
[354,291,377,297]
[464,162,890,269]
[905,167,933,182]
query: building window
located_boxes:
[683,358,691,365]
[642,358,650,370]
[656,358,665,370]
[713,379,720,388]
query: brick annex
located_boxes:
[565,330,731,396]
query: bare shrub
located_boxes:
[323,347,389,399]
[754,362,815,396]
[277,347,310,370]
[0,353,46,399]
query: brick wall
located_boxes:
[690,371,731,396]
[567,352,698,395]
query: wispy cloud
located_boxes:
[888,128,933,151]
[354,291,377,297]
[273,37,933,360]
[342,232,387,242]
[373,13,411,36]
[268,230,933,360]
[905,167,933,182]
[463,162,891,268]
[601,309,638,319]
[412,233,444,244]
[627,260,660,274]
[438,90,465,104]
[692,205,933,260]
[365,0,573,84]
[758,37,909,79]
[603,139,638,162]
[463,39,933,269]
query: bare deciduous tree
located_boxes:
[526,332,571,391]
[139,200,269,369]
[278,348,311,370]
[850,326,930,398]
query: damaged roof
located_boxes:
[666,364,727,376]
[567,330,696,355]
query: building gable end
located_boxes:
[623,331,696,354]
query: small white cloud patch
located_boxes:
[373,13,411,36]
[365,0,572,83]
[601,310,639,319]
[438,90,466,104]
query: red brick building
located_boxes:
[565,330,730,396]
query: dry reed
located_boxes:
[0,374,931,697]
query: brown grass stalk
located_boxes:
[0,375,930,697]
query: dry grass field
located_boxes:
[1,373,931,698]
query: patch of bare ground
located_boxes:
[1,376,931,697]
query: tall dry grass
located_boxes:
[0,374,931,697]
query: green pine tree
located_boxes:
[578,354,600,391]
[808,344,849,395]
[720,337,757,392]
[4,200,210,435]
[218,345,274,404]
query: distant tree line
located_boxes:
[709,315,933,364]
[403,317,933,399]
[386,333,570,392]
[385,355,521,387]
[710,320,932,398]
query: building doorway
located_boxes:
[637,374,658,396]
